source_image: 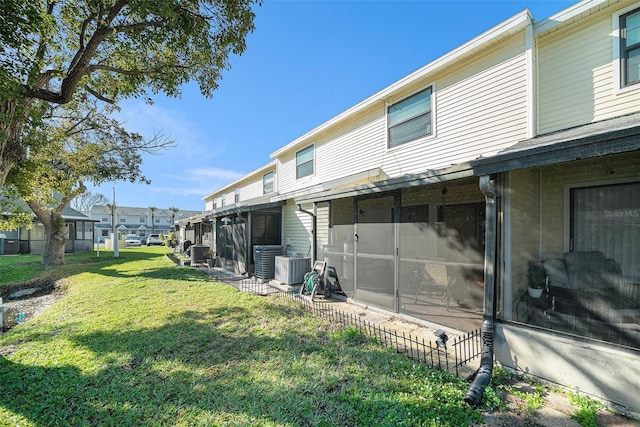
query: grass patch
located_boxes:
[487,366,547,418]
[0,247,485,426]
[570,393,604,427]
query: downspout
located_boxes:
[464,175,498,408]
[297,204,316,261]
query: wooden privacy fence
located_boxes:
[219,275,483,378]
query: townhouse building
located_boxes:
[87,205,200,244]
[191,0,640,415]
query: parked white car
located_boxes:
[146,234,164,246]
[124,234,142,247]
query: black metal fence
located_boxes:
[213,273,482,378]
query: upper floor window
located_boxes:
[139,215,145,223]
[213,200,217,209]
[621,8,640,87]
[296,145,314,179]
[119,216,126,223]
[387,87,432,148]
[221,194,226,207]
[101,217,109,223]
[234,187,240,204]
[263,171,274,194]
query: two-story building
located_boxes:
[87,205,200,244]
[191,0,639,415]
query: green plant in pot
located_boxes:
[527,260,547,298]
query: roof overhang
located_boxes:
[533,0,612,36]
[471,113,640,175]
[294,163,476,204]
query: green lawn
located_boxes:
[0,247,488,426]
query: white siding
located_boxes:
[384,34,529,177]
[282,200,313,257]
[276,32,529,195]
[239,177,265,202]
[538,3,640,134]
[203,166,275,210]
[316,202,330,253]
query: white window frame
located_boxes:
[296,145,314,179]
[613,3,640,94]
[234,187,240,204]
[386,86,434,148]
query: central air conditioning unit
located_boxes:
[274,256,311,285]
[254,245,283,280]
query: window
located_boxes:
[221,194,226,207]
[388,87,432,148]
[119,216,126,223]
[101,217,109,223]
[621,8,640,87]
[101,229,109,237]
[139,215,145,223]
[296,145,314,179]
[234,187,240,204]
[155,218,160,223]
[76,222,84,240]
[263,171,274,194]
[213,200,217,209]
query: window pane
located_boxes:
[628,48,640,83]
[296,146,313,164]
[627,11,640,46]
[389,112,431,147]
[389,89,431,127]
[297,161,313,178]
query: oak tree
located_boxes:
[0,0,259,188]
[5,100,174,265]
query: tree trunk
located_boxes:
[0,100,26,189]
[41,213,67,266]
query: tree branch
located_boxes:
[114,18,168,33]
[84,84,116,104]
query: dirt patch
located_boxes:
[2,279,66,331]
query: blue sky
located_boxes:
[89,0,575,212]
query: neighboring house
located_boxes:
[86,205,200,244]
[190,0,640,415]
[0,206,97,255]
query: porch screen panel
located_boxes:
[322,198,355,298]
[533,181,640,348]
[355,196,395,311]
[572,182,640,282]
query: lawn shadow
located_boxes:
[0,300,400,425]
